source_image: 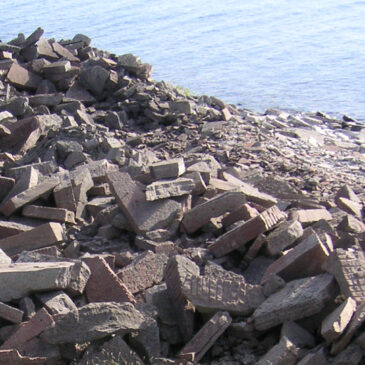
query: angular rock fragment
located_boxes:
[256,336,298,365]
[181,191,246,233]
[0,220,33,240]
[253,274,336,331]
[0,262,73,302]
[281,321,315,348]
[261,230,330,283]
[0,301,24,324]
[36,291,78,320]
[70,167,94,218]
[165,255,200,342]
[0,222,64,256]
[0,349,45,364]
[337,215,365,234]
[107,171,181,234]
[179,311,232,363]
[337,197,363,218]
[321,297,357,343]
[289,208,332,225]
[22,205,75,224]
[209,205,287,257]
[150,158,185,180]
[53,172,77,213]
[181,275,265,315]
[296,348,328,365]
[41,302,145,344]
[0,176,15,202]
[6,63,41,90]
[146,178,195,201]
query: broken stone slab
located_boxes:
[52,41,80,62]
[178,311,232,363]
[0,262,73,302]
[0,220,33,240]
[261,230,330,283]
[21,27,44,49]
[0,222,64,256]
[296,347,328,365]
[336,185,362,204]
[107,171,181,234]
[281,321,315,348]
[321,296,357,343]
[222,203,260,228]
[181,191,246,234]
[145,178,195,201]
[150,158,185,180]
[22,205,75,224]
[53,172,77,213]
[82,255,135,304]
[262,274,286,297]
[0,349,46,364]
[165,255,200,343]
[41,302,145,344]
[7,161,58,181]
[181,275,265,315]
[0,308,54,351]
[289,208,332,225]
[322,248,365,304]
[0,249,11,264]
[6,63,42,90]
[42,60,71,74]
[0,177,60,217]
[0,176,14,202]
[253,273,336,331]
[28,93,63,107]
[0,301,24,324]
[36,291,77,320]
[79,65,110,95]
[337,197,363,218]
[209,205,287,257]
[117,251,168,294]
[73,159,118,183]
[70,167,94,218]
[35,38,59,59]
[256,336,298,365]
[337,215,365,234]
[265,220,304,256]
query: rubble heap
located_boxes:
[0,27,364,364]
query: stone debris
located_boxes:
[0,27,363,364]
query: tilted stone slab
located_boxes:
[145,178,195,201]
[181,191,247,234]
[0,349,46,365]
[0,220,33,239]
[0,301,24,324]
[107,171,181,234]
[179,311,232,363]
[181,275,265,316]
[117,250,168,294]
[0,222,64,256]
[257,336,298,365]
[261,230,330,283]
[253,273,336,331]
[0,262,73,302]
[41,302,145,344]
[289,208,332,225]
[6,63,42,90]
[165,255,200,342]
[53,172,77,213]
[150,157,185,180]
[22,205,75,224]
[0,177,60,217]
[36,291,77,320]
[209,205,287,257]
[323,248,365,304]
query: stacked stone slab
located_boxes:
[0,27,364,364]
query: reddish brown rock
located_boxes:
[22,205,75,224]
[257,336,298,365]
[289,208,332,225]
[337,197,363,218]
[0,349,46,365]
[222,203,260,228]
[0,301,24,324]
[6,63,42,90]
[0,176,14,202]
[209,205,287,257]
[150,157,185,180]
[0,220,33,239]
[337,215,365,234]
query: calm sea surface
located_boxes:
[1,0,365,120]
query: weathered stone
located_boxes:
[209,205,287,257]
[36,38,58,59]
[117,251,168,294]
[263,274,286,297]
[0,177,60,217]
[179,311,232,363]
[150,158,185,180]
[253,274,336,331]
[70,167,94,218]
[265,220,303,256]
[338,215,365,234]
[332,344,364,365]
[181,274,265,315]
[107,171,181,234]
[53,172,77,213]
[336,185,361,204]
[41,302,145,344]
[321,297,357,343]
[261,230,330,283]
[79,65,110,95]
[28,93,63,107]
[36,291,77,320]
[296,348,328,365]
[0,220,33,239]
[65,82,96,103]
[0,248,11,264]
[0,301,23,324]
[257,336,298,365]
[0,349,46,364]
[82,255,135,303]
[21,27,44,49]
[0,176,14,202]
[289,208,332,225]
[165,255,200,342]
[22,205,75,224]
[322,248,365,304]
[0,262,73,302]
[0,222,64,256]
[7,161,57,181]
[52,41,80,62]
[146,178,195,201]
[42,60,71,74]
[6,63,41,90]
[337,197,363,218]
[182,191,246,233]
[169,100,193,114]
[0,308,54,350]
[281,321,315,348]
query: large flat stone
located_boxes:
[6,63,42,90]
[253,273,336,331]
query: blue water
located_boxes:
[1,0,365,120]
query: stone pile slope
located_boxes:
[0,27,364,364]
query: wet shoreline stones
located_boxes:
[0,27,364,364]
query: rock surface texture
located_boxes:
[0,27,364,364]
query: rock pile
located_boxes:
[0,27,364,364]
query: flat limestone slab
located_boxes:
[0,222,64,256]
[253,273,336,331]
[0,262,73,302]
[107,171,181,234]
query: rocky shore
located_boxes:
[0,27,364,364]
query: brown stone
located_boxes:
[181,191,247,233]
[52,42,80,62]
[257,336,298,365]
[335,185,361,204]
[36,291,77,320]
[53,172,77,213]
[289,208,332,225]
[150,158,185,180]
[222,203,260,228]
[0,222,64,256]
[22,205,75,224]
[36,38,58,59]
[6,63,41,90]
[0,220,33,239]
[209,205,287,257]
[179,311,232,363]
[0,349,46,364]
[261,230,330,283]
[253,274,336,331]
[337,197,363,218]
[82,255,135,304]
[337,215,365,234]
[145,178,195,201]
[0,176,14,202]
[0,301,24,324]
